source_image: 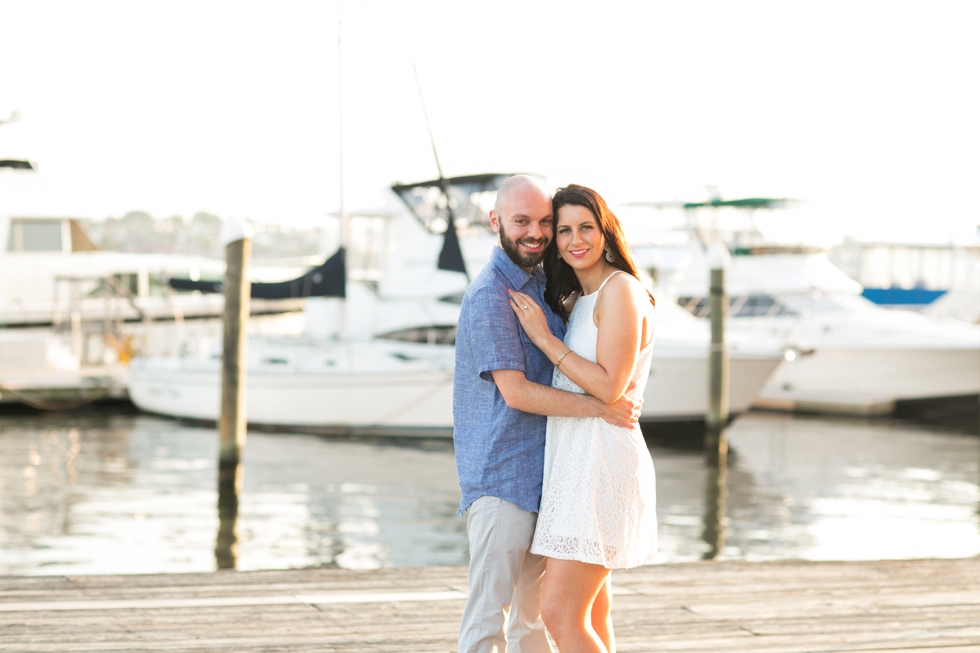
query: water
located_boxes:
[0,407,977,575]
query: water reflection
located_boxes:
[0,408,977,575]
[655,412,980,562]
[700,454,728,560]
[215,460,241,570]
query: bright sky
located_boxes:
[0,1,978,245]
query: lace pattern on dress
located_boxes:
[530,271,658,569]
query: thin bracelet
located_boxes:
[555,349,572,368]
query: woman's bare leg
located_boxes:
[589,575,615,653]
[540,558,611,653]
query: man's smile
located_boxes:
[518,239,546,251]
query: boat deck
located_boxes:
[2,557,979,651]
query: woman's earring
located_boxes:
[605,246,615,263]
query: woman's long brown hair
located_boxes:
[544,184,655,321]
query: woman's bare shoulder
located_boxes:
[604,271,647,300]
[597,272,652,315]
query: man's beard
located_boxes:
[500,227,549,268]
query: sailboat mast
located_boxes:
[412,62,470,283]
[337,0,349,342]
[338,2,348,248]
[412,62,445,183]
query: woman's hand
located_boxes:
[508,289,551,347]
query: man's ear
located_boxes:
[489,210,501,234]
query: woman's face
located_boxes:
[556,204,605,271]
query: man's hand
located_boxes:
[598,392,642,428]
[596,380,643,428]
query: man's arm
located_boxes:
[491,369,639,428]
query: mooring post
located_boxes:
[216,218,253,570]
[702,240,731,558]
[705,240,731,466]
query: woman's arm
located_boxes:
[490,369,640,427]
[509,274,649,404]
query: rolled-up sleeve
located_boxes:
[465,284,526,381]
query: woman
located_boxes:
[508,184,657,653]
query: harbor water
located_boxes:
[0,406,977,576]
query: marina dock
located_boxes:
[2,557,979,651]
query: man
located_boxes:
[453,175,640,653]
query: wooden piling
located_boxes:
[701,455,728,559]
[705,242,731,466]
[217,221,252,570]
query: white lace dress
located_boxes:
[530,272,657,569]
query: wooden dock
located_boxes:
[2,557,979,652]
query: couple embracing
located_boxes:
[453,175,657,653]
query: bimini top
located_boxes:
[391,173,543,235]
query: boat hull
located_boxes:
[642,351,783,422]
[129,365,456,435]
[754,347,980,415]
[128,349,784,436]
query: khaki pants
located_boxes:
[458,496,553,653]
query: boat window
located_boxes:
[677,296,710,317]
[147,274,171,297]
[7,220,64,252]
[733,295,776,317]
[377,325,456,345]
[21,221,63,251]
[677,295,793,318]
[438,292,465,305]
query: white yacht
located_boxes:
[0,215,337,405]
[0,215,310,327]
[657,244,980,415]
[128,280,784,434]
[127,174,786,434]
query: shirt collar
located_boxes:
[490,245,543,291]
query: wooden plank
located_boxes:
[0,559,978,652]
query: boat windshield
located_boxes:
[677,291,868,318]
[679,294,794,318]
[777,293,856,316]
[392,173,542,235]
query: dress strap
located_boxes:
[595,270,626,297]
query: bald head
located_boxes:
[490,175,554,270]
[493,175,552,215]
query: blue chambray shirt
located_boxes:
[453,246,566,515]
